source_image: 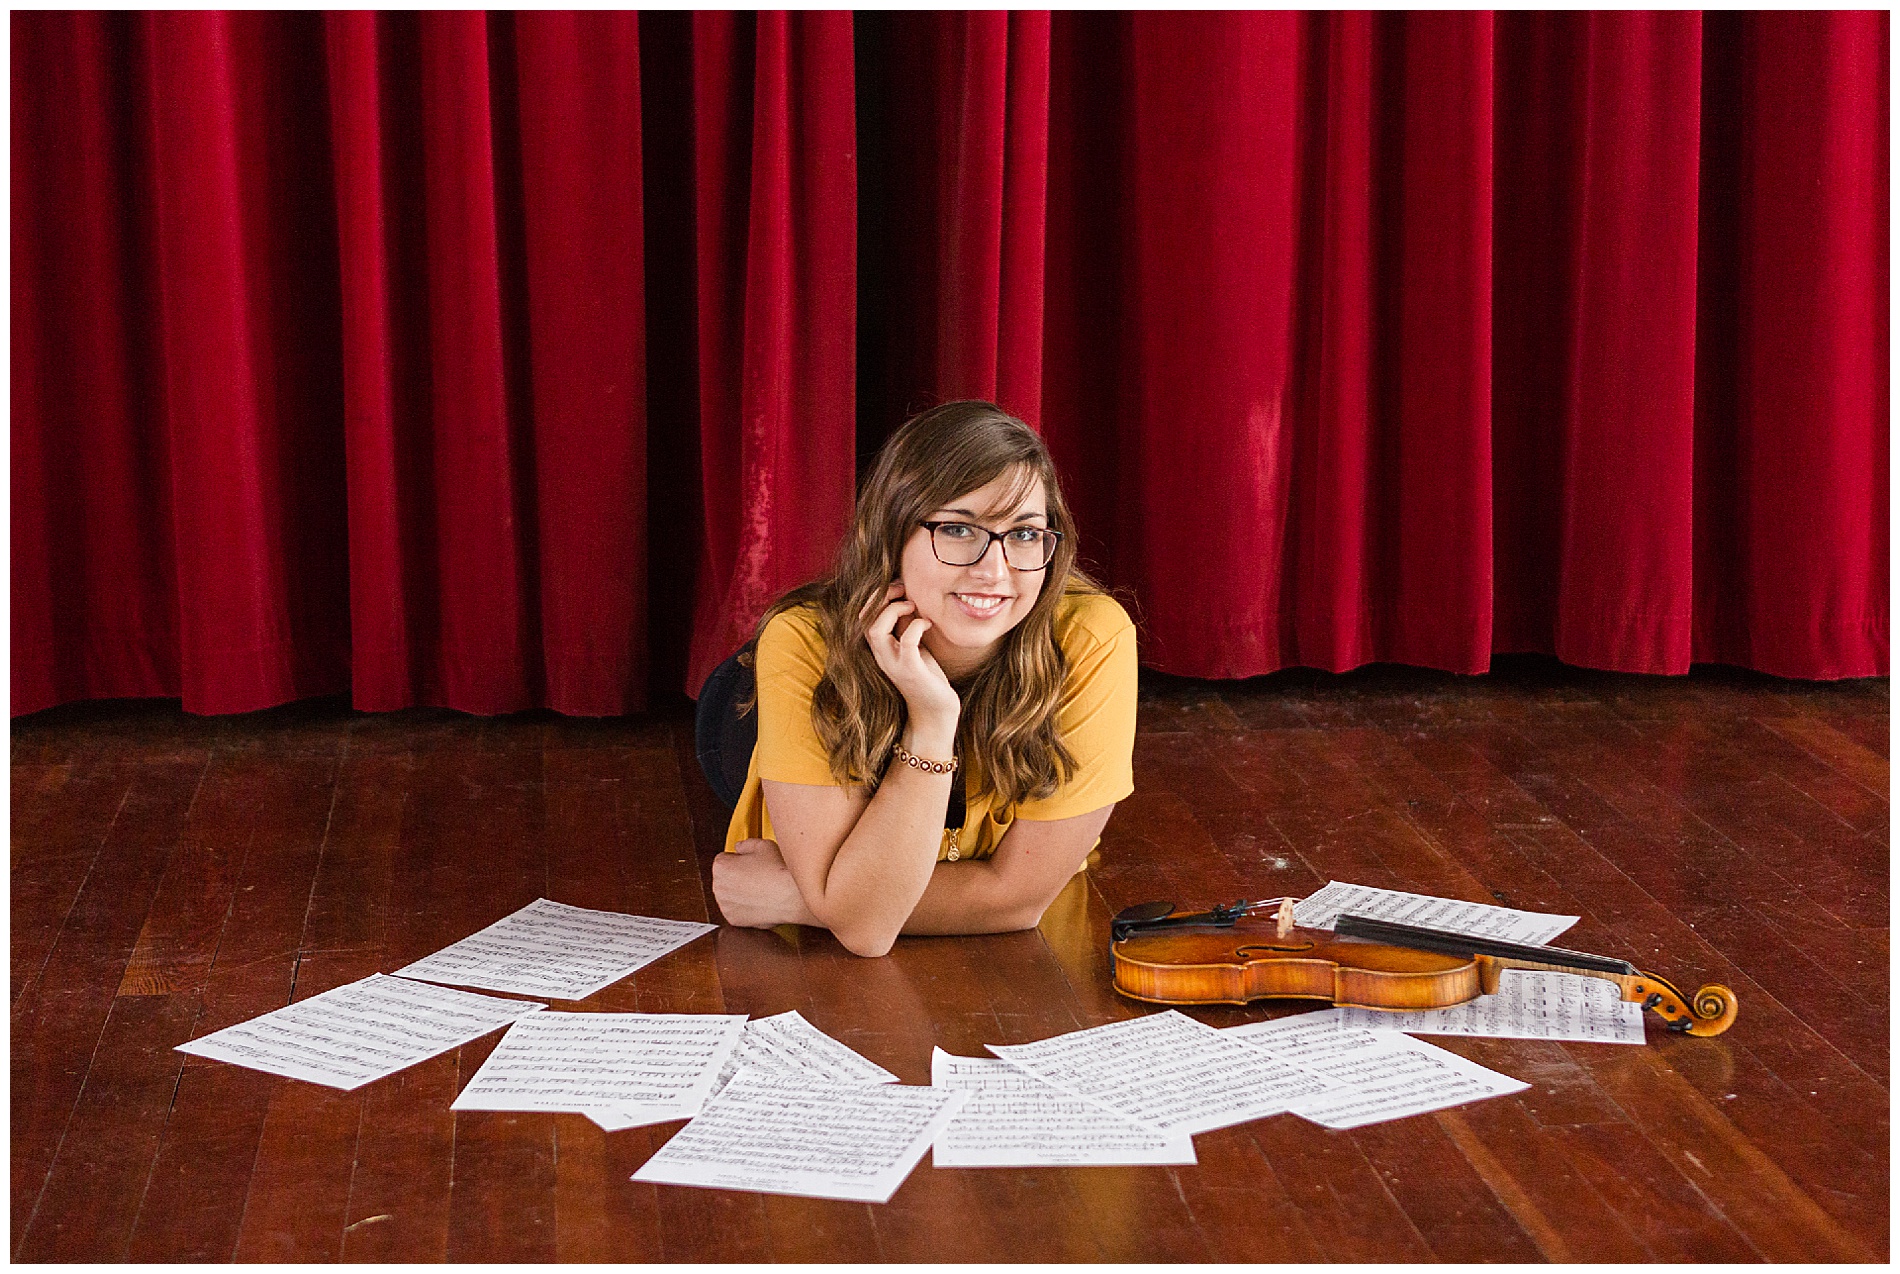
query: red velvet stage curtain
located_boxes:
[11,12,1888,718]
[1038,10,1885,680]
[857,11,1051,437]
[13,12,350,715]
[682,11,857,696]
[1042,12,1498,676]
[326,12,649,714]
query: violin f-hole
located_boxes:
[1235,941,1314,956]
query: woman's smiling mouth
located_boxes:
[951,592,1010,618]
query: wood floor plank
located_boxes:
[1137,676,1246,732]
[1549,1119,1765,1262]
[116,748,329,998]
[1587,720,1885,926]
[1429,1098,1649,1261]
[124,1061,279,1261]
[1068,1164,1215,1262]
[1659,1030,1889,1245]
[639,1107,771,1265]
[551,1113,667,1263]
[421,726,566,1263]
[12,850,103,1009]
[1170,1127,1327,1262]
[552,721,736,1274]
[234,1080,364,1261]
[1039,871,1134,1026]
[1086,784,1220,916]
[1352,740,1606,934]
[1455,1037,1625,1129]
[1728,1015,1891,1160]
[338,1050,460,1262]
[1107,783,1256,906]
[13,992,198,1261]
[446,1111,559,1263]
[1247,1116,1436,1262]
[1751,716,1888,822]
[11,757,134,1006]
[1802,696,1889,760]
[1585,1043,1878,1262]
[301,746,414,956]
[230,949,382,1262]
[11,755,204,1247]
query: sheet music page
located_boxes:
[1223,1007,1393,1063]
[710,1010,898,1095]
[175,973,544,1090]
[1337,969,1646,1043]
[396,898,716,1000]
[929,1049,1195,1167]
[1225,1009,1528,1128]
[1292,880,1578,944]
[450,1012,744,1126]
[1278,1036,1529,1129]
[986,1010,1340,1135]
[631,1072,966,1203]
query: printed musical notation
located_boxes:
[930,1050,1195,1168]
[1293,880,1578,945]
[395,897,715,1001]
[1338,969,1646,1044]
[175,888,1607,1203]
[632,1072,965,1203]
[176,973,543,1089]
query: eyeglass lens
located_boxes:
[930,523,1057,569]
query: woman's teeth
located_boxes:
[953,593,1005,615]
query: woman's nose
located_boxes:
[968,537,1008,575]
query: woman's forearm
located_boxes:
[896,858,1040,935]
[797,726,959,955]
[901,804,1113,939]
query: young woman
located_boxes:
[711,401,1138,957]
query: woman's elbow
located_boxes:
[998,899,1052,933]
[832,920,901,958]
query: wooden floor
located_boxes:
[11,658,1888,1262]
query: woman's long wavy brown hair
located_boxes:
[745,400,1099,809]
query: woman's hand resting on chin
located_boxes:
[865,582,960,746]
[712,837,822,928]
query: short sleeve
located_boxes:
[753,608,842,786]
[1015,594,1138,821]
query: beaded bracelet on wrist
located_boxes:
[892,743,959,775]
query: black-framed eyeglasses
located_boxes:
[920,521,1063,571]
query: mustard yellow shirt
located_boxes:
[722,590,1139,862]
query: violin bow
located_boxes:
[1333,913,1738,1037]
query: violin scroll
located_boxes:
[1629,973,1738,1037]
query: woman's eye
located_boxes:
[939,524,978,540]
[1006,529,1044,544]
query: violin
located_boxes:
[1109,899,1737,1037]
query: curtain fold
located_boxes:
[684,11,857,696]
[1493,12,1705,672]
[14,12,175,711]
[1690,11,1889,679]
[1043,13,1499,678]
[857,11,1050,444]
[514,14,650,713]
[10,11,1887,718]
[327,12,649,715]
